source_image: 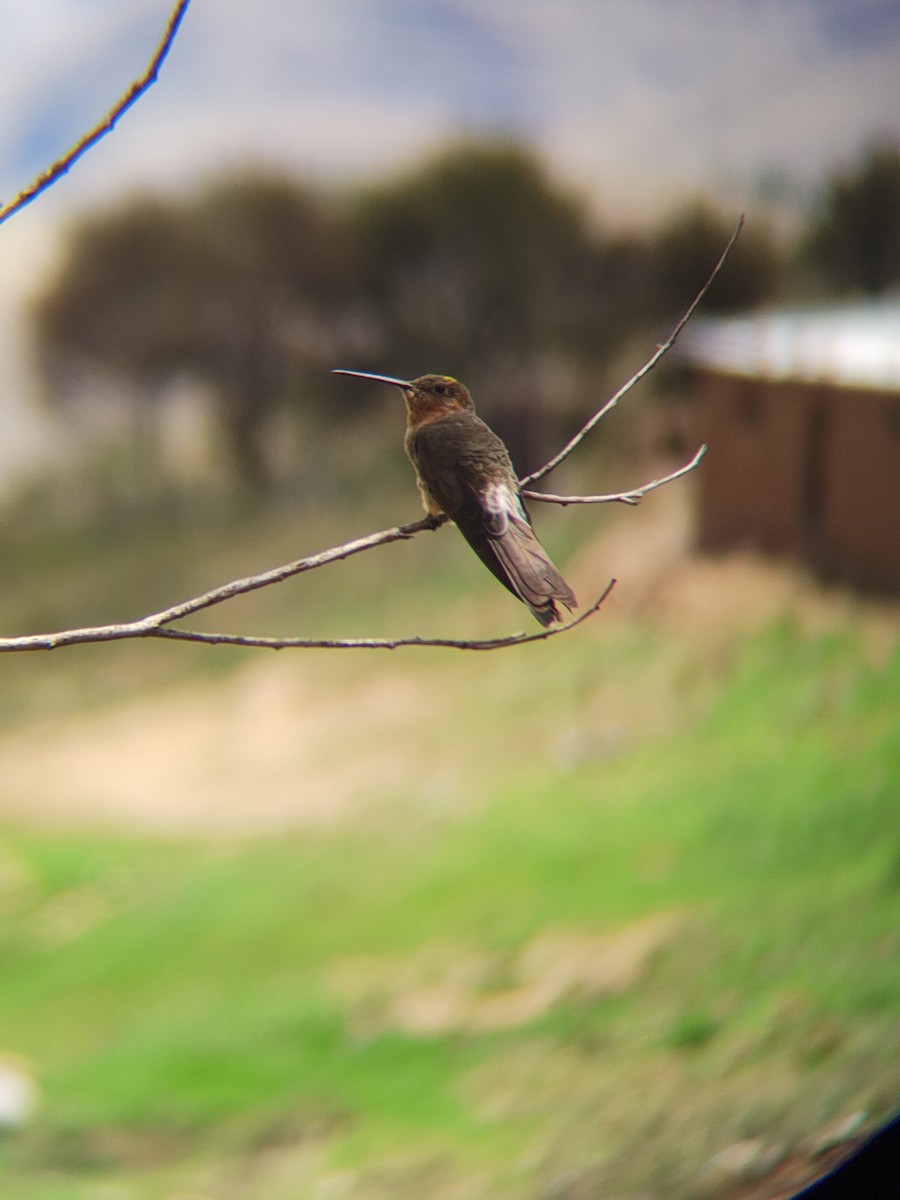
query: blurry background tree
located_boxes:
[349,142,618,469]
[801,141,900,296]
[33,176,360,497]
[31,140,797,505]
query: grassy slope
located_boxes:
[0,499,897,1199]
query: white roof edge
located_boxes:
[678,301,900,392]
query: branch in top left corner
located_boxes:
[0,0,192,228]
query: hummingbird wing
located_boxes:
[462,478,577,627]
[411,416,577,626]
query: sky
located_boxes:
[0,0,899,476]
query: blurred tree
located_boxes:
[649,201,782,315]
[33,177,358,494]
[33,146,773,497]
[802,142,900,295]
[349,142,615,468]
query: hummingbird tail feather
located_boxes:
[489,520,577,626]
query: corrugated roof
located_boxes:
[679,302,900,391]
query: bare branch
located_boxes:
[523,444,707,507]
[0,515,442,654]
[0,0,192,228]
[519,215,744,488]
[0,573,614,654]
[0,220,740,652]
[145,515,443,627]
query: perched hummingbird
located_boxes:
[333,371,577,626]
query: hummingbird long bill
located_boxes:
[333,370,577,627]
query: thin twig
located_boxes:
[523,444,707,507]
[0,0,192,228]
[150,582,617,651]
[519,215,744,488]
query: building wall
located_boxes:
[822,387,900,591]
[694,372,815,554]
[693,370,900,594]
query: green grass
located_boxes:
[0,600,897,1197]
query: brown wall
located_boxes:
[694,373,815,554]
[822,387,900,591]
[693,371,900,594]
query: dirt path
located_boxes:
[0,661,436,836]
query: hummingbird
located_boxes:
[333,371,577,626]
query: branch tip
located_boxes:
[520,217,741,488]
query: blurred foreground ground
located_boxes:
[0,480,896,1200]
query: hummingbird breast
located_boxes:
[405,410,514,518]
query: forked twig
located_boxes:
[0,516,435,653]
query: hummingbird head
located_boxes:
[333,370,475,422]
[404,375,475,417]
